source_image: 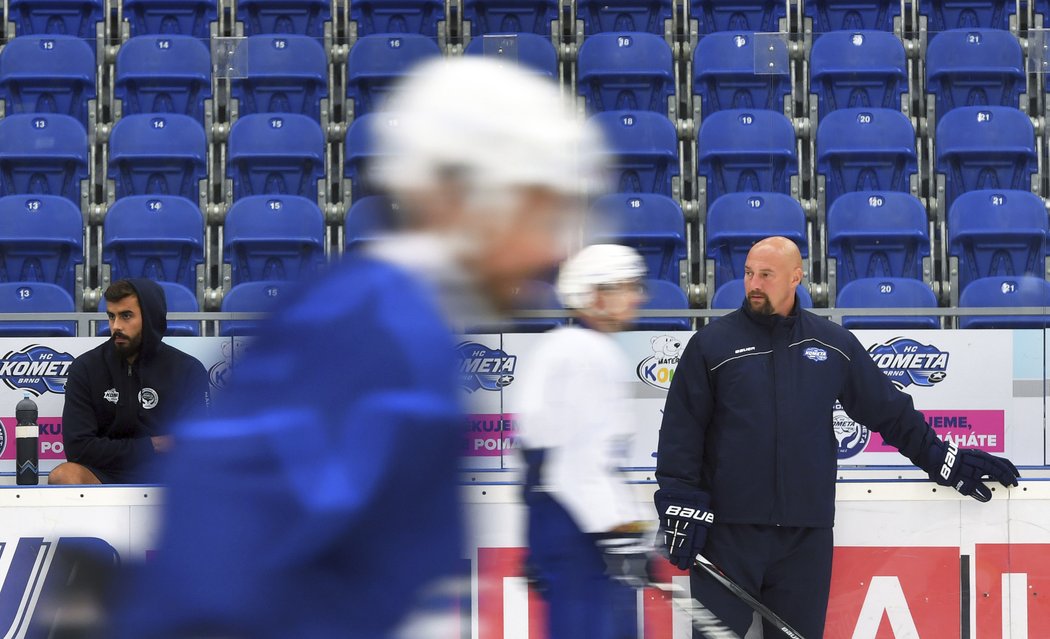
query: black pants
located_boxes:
[690,523,833,638]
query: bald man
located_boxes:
[654,236,1019,637]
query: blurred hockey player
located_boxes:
[115,57,605,639]
[517,244,652,639]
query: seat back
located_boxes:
[220,280,288,335]
[921,0,1016,32]
[464,33,558,78]
[462,0,560,36]
[0,194,83,293]
[227,113,325,200]
[8,0,103,41]
[578,32,675,114]
[351,0,445,36]
[959,275,1050,328]
[705,192,807,288]
[635,279,690,330]
[231,34,328,120]
[577,0,672,34]
[103,195,204,290]
[108,113,207,200]
[223,194,326,283]
[691,0,786,33]
[0,35,96,127]
[123,0,217,37]
[345,196,399,250]
[836,277,940,329]
[805,0,901,31]
[591,110,679,195]
[711,278,814,309]
[0,114,88,204]
[0,282,76,337]
[809,30,907,119]
[590,193,686,283]
[506,280,565,333]
[237,0,331,37]
[343,113,395,200]
[346,34,442,117]
[115,34,211,122]
[817,108,917,205]
[692,32,792,119]
[698,109,797,203]
[926,29,1024,120]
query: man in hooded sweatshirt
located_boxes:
[48,278,210,485]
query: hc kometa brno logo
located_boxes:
[0,345,75,396]
[866,337,949,390]
[457,342,516,393]
[833,400,869,459]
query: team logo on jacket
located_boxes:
[804,347,827,362]
[833,400,870,459]
[103,388,119,404]
[457,342,516,393]
[0,345,75,396]
[138,388,159,410]
[637,335,684,390]
[866,337,949,389]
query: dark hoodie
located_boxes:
[62,279,209,481]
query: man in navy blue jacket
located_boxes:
[655,236,1019,637]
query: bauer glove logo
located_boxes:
[664,504,715,524]
[940,440,959,481]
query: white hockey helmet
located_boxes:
[370,57,607,201]
[556,244,647,310]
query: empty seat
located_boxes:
[948,189,1047,292]
[103,195,204,291]
[351,0,445,37]
[108,113,207,201]
[578,32,675,114]
[920,0,1016,33]
[97,281,200,336]
[711,277,814,308]
[0,194,83,294]
[827,191,930,292]
[705,192,807,289]
[345,196,399,250]
[698,109,797,204]
[0,282,76,337]
[0,114,88,204]
[227,113,325,201]
[344,113,393,200]
[506,280,565,333]
[123,0,217,38]
[592,111,679,195]
[577,0,673,34]
[926,29,1024,121]
[346,34,442,117]
[691,0,786,33]
[462,0,559,36]
[836,277,940,329]
[635,279,690,330]
[809,30,907,119]
[589,193,686,283]
[936,106,1037,213]
[958,276,1050,328]
[817,108,917,205]
[0,35,96,127]
[237,0,331,37]
[224,194,326,284]
[692,32,792,119]
[464,33,558,78]
[805,0,901,32]
[231,35,328,120]
[115,35,211,122]
[8,0,103,41]
[220,280,288,336]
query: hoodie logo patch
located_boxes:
[138,388,158,410]
[804,347,828,362]
[103,388,119,404]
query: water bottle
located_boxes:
[15,392,38,486]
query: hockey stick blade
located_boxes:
[693,554,807,639]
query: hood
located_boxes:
[123,278,167,361]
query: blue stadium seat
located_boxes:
[351,0,445,37]
[237,0,331,37]
[224,194,326,284]
[711,277,814,309]
[589,193,686,283]
[464,33,558,78]
[96,281,201,336]
[506,280,565,332]
[809,31,907,119]
[231,35,327,120]
[691,0,786,33]
[926,29,1024,121]
[836,277,940,329]
[345,196,398,250]
[0,35,96,127]
[920,0,1016,33]
[698,110,797,203]
[344,113,392,200]
[936,106,1037,214]
[123,0,217,38]
[8,0,102,41]
[592,111,679,195]
[817,108,917,205]
[827,191,929,291]
[577,0,672,34]
[0,194,83,294]
[805,0,900,32]
[948,189,1047,292]
[578,32,675,114]
[227,113,325,201]
[115,35,211,123]
[692,32,792,119]
[346,34,442,117]
[958,275,1050,328]
[108,113,207,201]
[220,280,288,336]
[635,279,690,330]
[103,195,204,291]
[0,114,88,204]
[0,282,76,337]
[462,0,559,36]
[705,192,807,289]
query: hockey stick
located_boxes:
[693,554,808,639]
[647,581,740,639]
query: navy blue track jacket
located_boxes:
[656,295,940,527]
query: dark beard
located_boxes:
[113,334,142,360]
[748,293,774,315]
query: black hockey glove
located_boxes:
[595,532,655,589]
[923,439,1020,502]
[654,489,713,571]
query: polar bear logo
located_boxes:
[651,335,683,358]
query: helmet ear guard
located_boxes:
[556,244,647,310]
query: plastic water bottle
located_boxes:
[15,392,38,486]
